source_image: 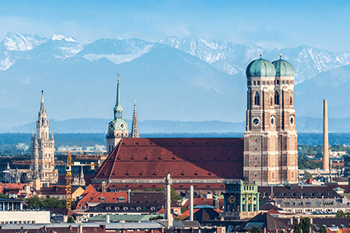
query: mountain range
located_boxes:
[0,31,350,133]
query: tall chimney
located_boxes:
[323,99,329,170]
[190,186,194,221]
[165,174,173,229]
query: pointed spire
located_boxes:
[131,100,140,138]
[51,131,54,140]
[40,90,45,112]
[113,75,123,120]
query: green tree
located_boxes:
[171,189,182,202]
[0,193,9,198]
[319,225,327,233]
[250,226,262,233]
[67,216,75,223]
[336,210,345,218]
[181,206,187,214]
[304,171,313,179]
[300,217,311,233]
[294,222,301,233]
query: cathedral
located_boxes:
[31,91,58,185]
[93,56,297,191]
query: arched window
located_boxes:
[290,95,293,105]
[274,91,280,105]
[270,97,273,106]
[254,92,260,105]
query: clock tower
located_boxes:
[243,55,298,185]
[106,78,129,154]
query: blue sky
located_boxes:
[1,0,350,51]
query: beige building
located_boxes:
[31,91,58,185]
[244,55,298,185]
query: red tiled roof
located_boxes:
[41,186,79,195]
[102,183,226,191]
[81,184,97,196]
[93,138,244,181]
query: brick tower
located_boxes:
[243,54,298,185]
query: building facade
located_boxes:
[106,79,129,154]
[31,91,58,185]
[244,55,298,185]
[223,181,259,219]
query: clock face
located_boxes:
[247,195,252,204]
[270,116,275,126]
[120,123,125,129]
[252,117,260,126]
[109,123,114,130]
[228,195,236,204]
[290,115,294,125]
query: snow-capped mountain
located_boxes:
[0,32,81,70]
[160,37,350,84]
[1,31,350,132]
[76,38,153,64]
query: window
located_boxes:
[290,96,293,105]
[316,202,322,205]
[284,202,290,205]
[254,81,256,85]
[274,91,280,105]
[306,202,311,205]
[254,92,260,106]
[286,80,289,84]
[282,80,285,84]
[267,81,269,85]
[257,81,260,85]
[118,197,126,202]
[277,80,280,85]
[262,81,265,85]
[270,97,273,105]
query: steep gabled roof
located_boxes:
[93,138,244,181]
[81,184,97,196]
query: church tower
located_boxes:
[243,55,297,185]
[106,78,129,154]
[31,91,58,184]
[131,100,139,138]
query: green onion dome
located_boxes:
[246,57,276,78]
[272,57,295,77]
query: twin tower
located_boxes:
[244,55,298,184]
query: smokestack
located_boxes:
[165,174,173,229]
[323,99,329,171]
[128,189,131,203]
[190,186,194,221]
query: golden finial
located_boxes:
[259,53,262,58]
[117,78,119,82]
[279,54,282,59]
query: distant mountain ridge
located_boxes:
[2,32,350,83]
[0,31,350,132]
[6,117,350,133]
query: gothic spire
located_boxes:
[40,90,45,113]
[131,100,140,138]
[113,76,124,120]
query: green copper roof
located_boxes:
[109,119,129,131]
[246,58,276,77]
[272,58,295,77]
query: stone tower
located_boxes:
[243,55,298,185]
[106,78,129,154]
[131,100,139,138]
[31,90,58,184]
